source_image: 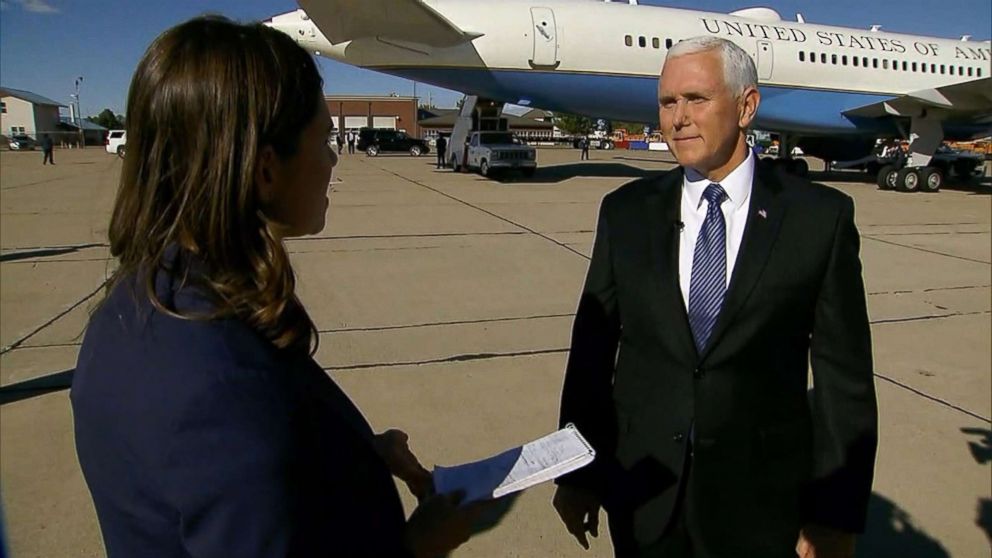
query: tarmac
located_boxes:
[1,146,989,557]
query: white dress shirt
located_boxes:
[678,152,755,309]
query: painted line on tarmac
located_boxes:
[862,235,992,265]
[323,347,570,371]
[870,309,991,325]
[868,284,990,296]
[287,230,594,242]
[318,312,575,334]
[0,279,108,356]
[364,160,591,260]
[874,373,990,424]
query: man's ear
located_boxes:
[738,85,761,129]
[255,145,279,205]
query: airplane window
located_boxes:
[799,52,805,62]
[832,54,837,64]
[863,57,869,67]
[902,61,907,71]
[967,67,973,76]
[873,59,879,69]
[853,57,859,67]
[810,51,816,63]
[940,65,945,75]
[653,37,660,48]
[930,63,936,73]
[912,62,917,72]
[883,59,889,70]
[979,68,984,77]
[921,63,927,73]
[666,38,673,49]
[842,55,848,66]
[821,53,827,63]
[639,36,646,47]
[625,35,632,47]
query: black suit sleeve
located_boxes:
[557,199,622,494]
[804,195,878,533]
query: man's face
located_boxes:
[658,50,755,175]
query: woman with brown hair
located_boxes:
[71,16,475,557]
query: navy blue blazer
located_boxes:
[71,259,410,557]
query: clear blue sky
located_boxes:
[1,0,989,117]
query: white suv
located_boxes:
[105,130,126,157]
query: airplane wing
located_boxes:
[298,0,482,48]
[843,77,992,124]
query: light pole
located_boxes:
[74,76,84,147]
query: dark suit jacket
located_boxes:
[71,255,411,557]
[558,164,878,557]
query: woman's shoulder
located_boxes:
[86,271,286,378]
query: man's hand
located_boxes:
[796,524,856,558]
[553,484,601,550]
[374,429,432,500]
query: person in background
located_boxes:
[41,134,54,165]
[436,134,448,169]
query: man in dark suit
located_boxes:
[41,134,54,165]
[553,36,877,558]
[437,134,448,169]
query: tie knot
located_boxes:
[703,183,727,206]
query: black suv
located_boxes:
[356,128,430,157]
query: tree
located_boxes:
[553,113,594,136]
[87,109,124,130]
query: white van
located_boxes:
[106,130,126,156]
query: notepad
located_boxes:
[432,424,596,504]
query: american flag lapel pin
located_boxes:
[758,208,767,219]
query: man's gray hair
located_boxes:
[665,36,758,97]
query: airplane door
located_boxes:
[756,40,773,80]
[530,8,559,68]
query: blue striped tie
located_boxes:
[688,183,728,354]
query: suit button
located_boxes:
[673,432,684,443]
[693,368,704,379]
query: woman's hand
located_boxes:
[374,429,433,500]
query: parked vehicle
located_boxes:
[453,131,537,177]
[9,135,36,150]
[105,130,127,157]
[356,128,430,157]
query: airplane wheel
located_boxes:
[919,166,942,193]
[895,168,920,192]
[876,165,898,190]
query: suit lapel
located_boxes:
[700,164,788,363]
[647,170,696,358]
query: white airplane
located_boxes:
[266,0,991,192]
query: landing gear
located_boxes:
[895,168,920,192]
[919,167,943,193]
[876,165,899,190]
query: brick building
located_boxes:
[325,95,419,139]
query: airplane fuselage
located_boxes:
[274,0,991,145]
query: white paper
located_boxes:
[433,425,595,503]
